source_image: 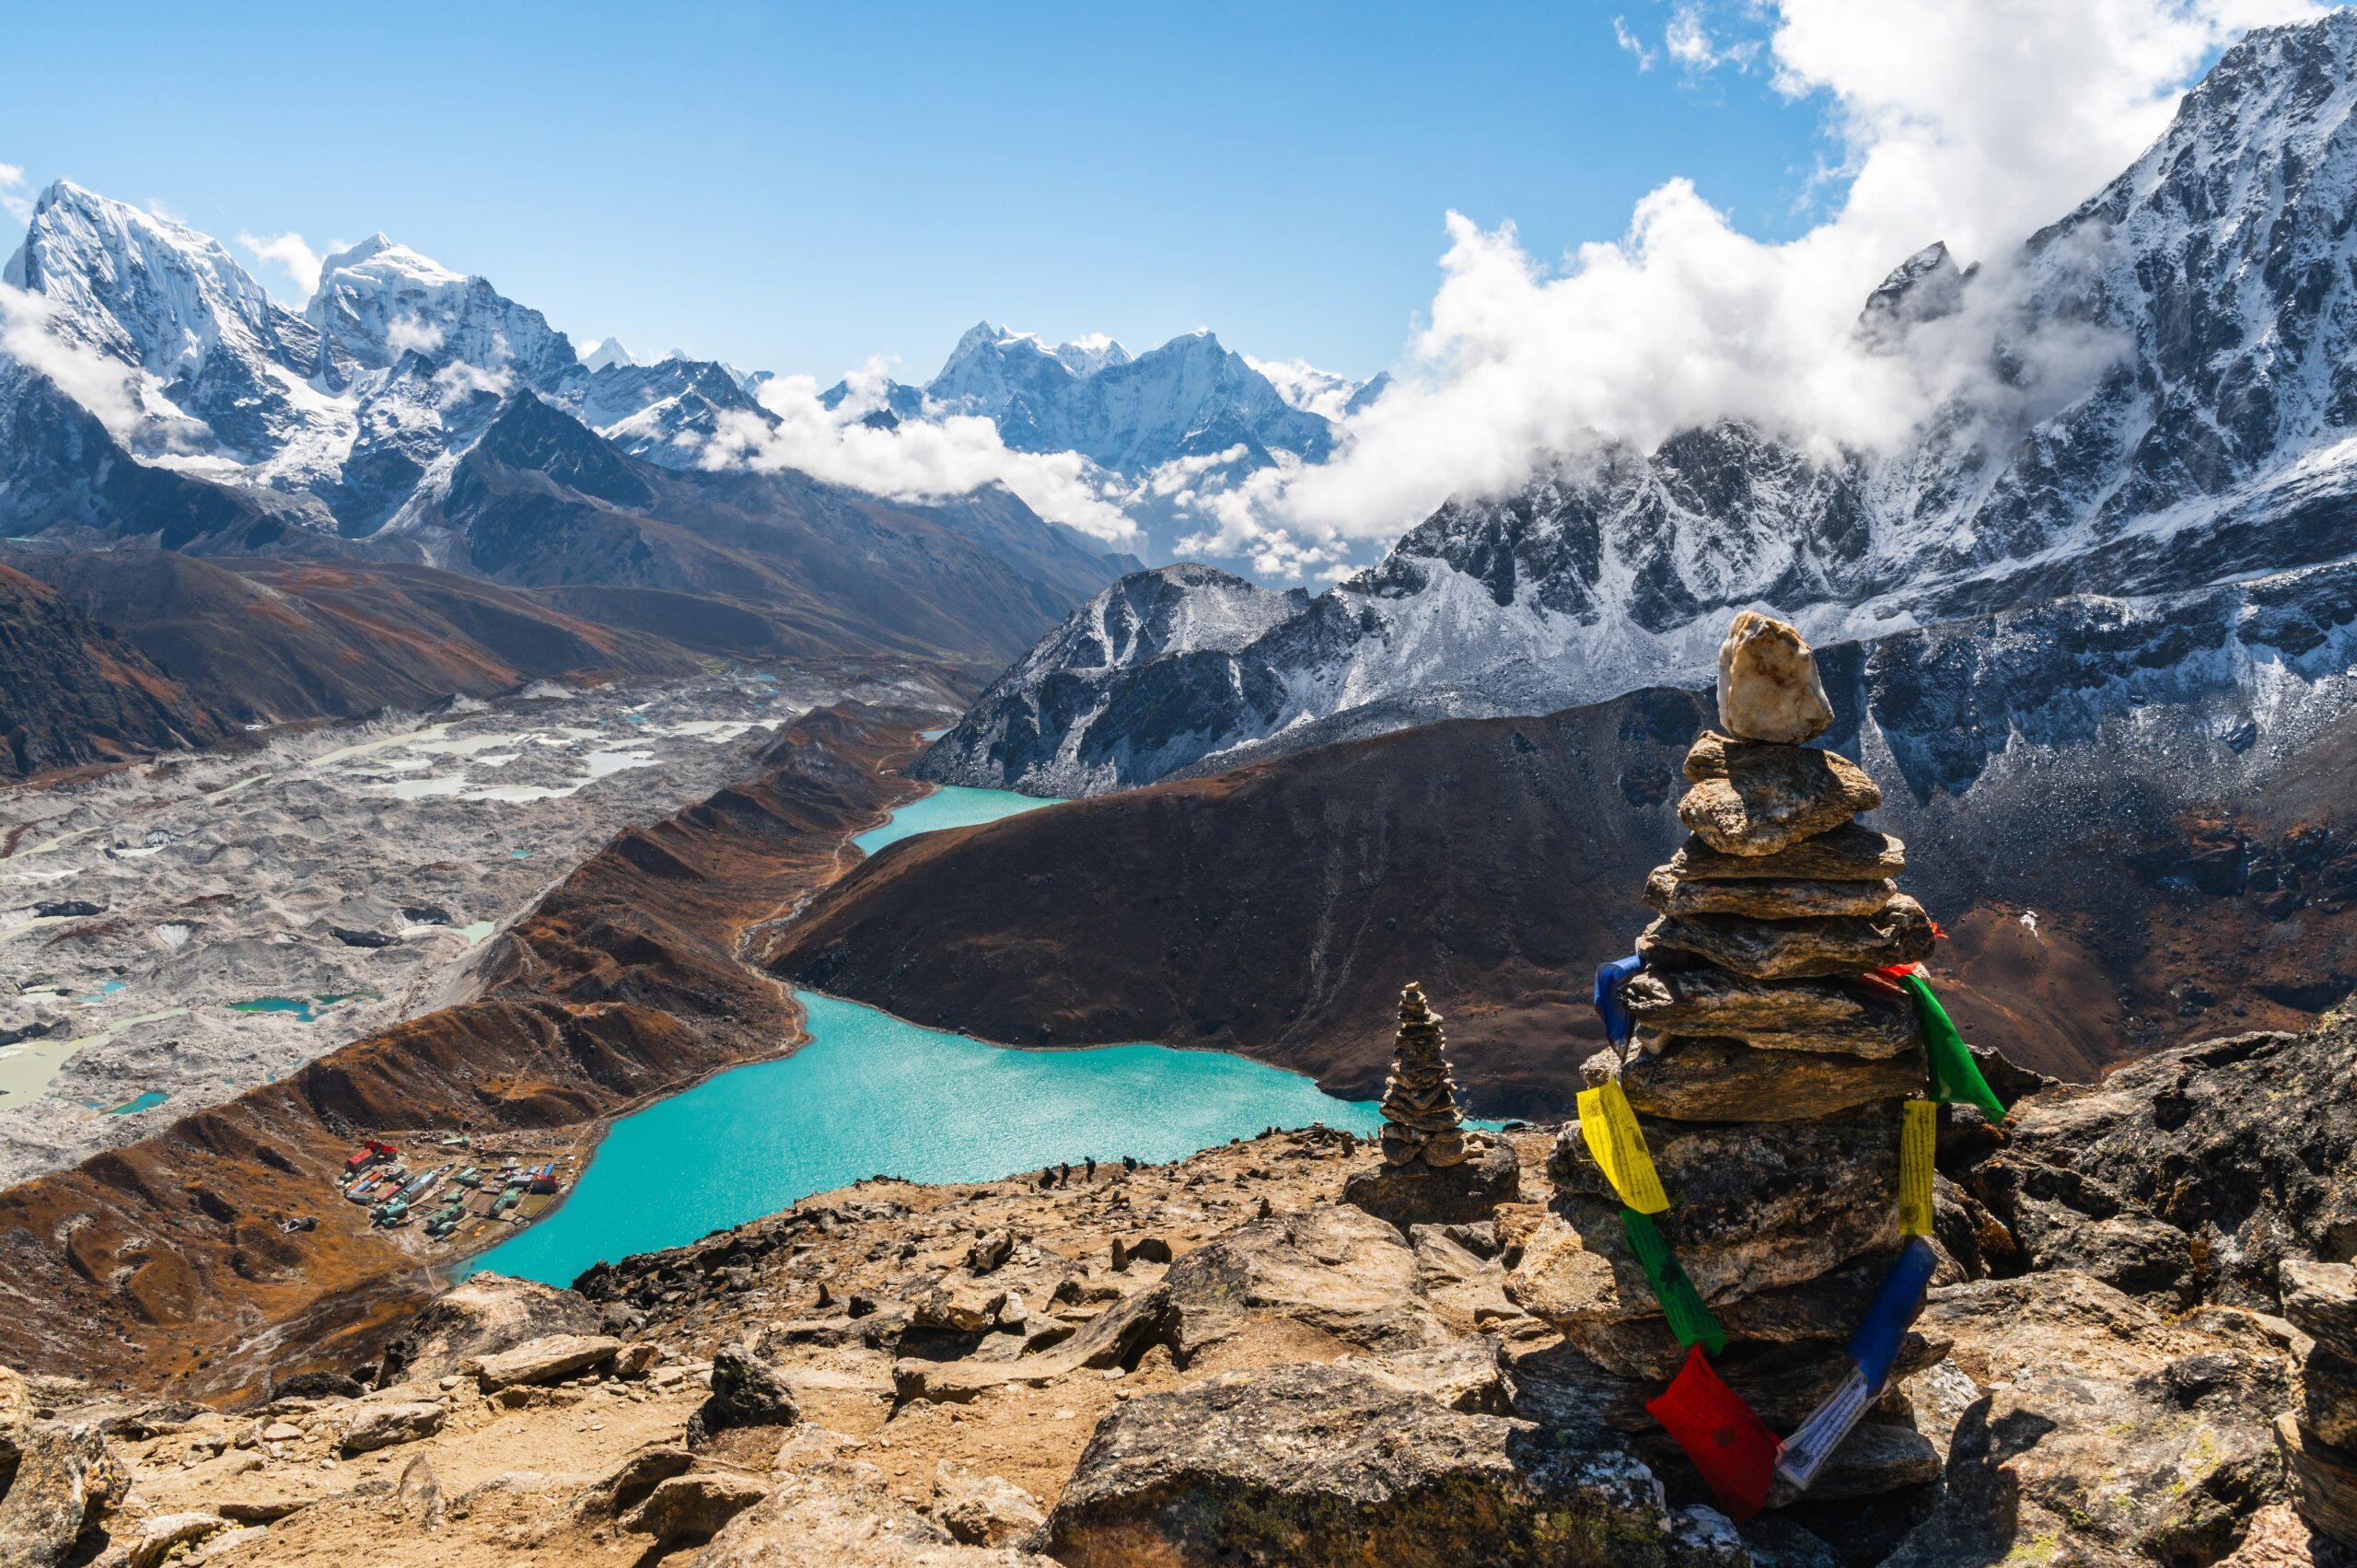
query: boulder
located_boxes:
[911,1276,1007,1334]
[932,1461,1048,1547]
[1341,1137,1521,1232]
[393,1453,445,1529]
[1619,1038,1923,1121]
[573,1443,697,1519]
[114,1511,233,1568]
[2304,1348,2357,1451]
[465,1332,621,1389]
[1643,866,1895,919]
[1639,896,1935,980]
[1885,1272,2299,1564]
[0,1416,126,1568]
[334,1400,445,1455]
[687,1349,800,1448]
[621,1470,770,1540]
[377,1272,605,1385]
[1667,824,1905,883]
[1040,1358,1742,1567]
[1676,735,1880,857]
[1948,1022,2357,1307]
[694,1449,1058,1565]
[2284,1261,2357,1362]
[966,1229,1014,1275]
[1716,611,1833,744]
[2280,1414,2357,1550]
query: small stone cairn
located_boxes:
[2282,1260,2357,1547]
[1506,610,1945,1499]
[1343,981,1518,1230]
[1378,981,1468,1168]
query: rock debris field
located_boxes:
[0,666,948,1187]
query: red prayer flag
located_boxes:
[1645,1345,1780,1520]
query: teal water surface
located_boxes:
[853,784,1065,855]
[466,990,1386,1284]
[108,1090,168,1115]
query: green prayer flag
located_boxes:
[1621,1208,1726,1355]
[1903,970,2007,1122]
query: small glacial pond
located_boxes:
[467,784,1396,1287]
[852,784,1066,856]
[230,992,380,1023]
[108,1090,168,1116]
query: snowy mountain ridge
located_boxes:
[923,11,2357,796]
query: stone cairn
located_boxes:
[2282,1260,2357,1548]
[1343,981,1519,1229]
[1378,981,1468,1168]
[1505,610,1945,1504]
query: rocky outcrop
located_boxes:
[1948,1019,2357,1305]
[686,1348,801,1447]
[377,1273,607,1386]
[1040,1359,1741,1568]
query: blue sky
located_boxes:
[0,0,1836,383]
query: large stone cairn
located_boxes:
[1378,981,1468,1168]
[1506,610,1945,1499]
[2281,1260,2357,1547]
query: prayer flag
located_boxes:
[1646,1345,1779,1519]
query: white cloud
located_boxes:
[237,230,324,297]
[1665,6,1760,71]
[431,358,511,407]
[0,283,146,437]
[701,361,1142,547]
[1613,16,1656,71]
[0,162,29,225]
[1190,0,2325,565]
[385,314,446,354]
[1245,356,1364,421]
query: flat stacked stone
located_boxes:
[1378,981,1467,1167]
[1506,610,1942,1502]
[2281,1260,2357,1547]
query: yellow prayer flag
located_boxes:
[1898,1098,1936,1237]
[1577,1080,1670,1214]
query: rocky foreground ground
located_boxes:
[7,1005,2357,1567]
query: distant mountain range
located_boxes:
[822,320,1379,561]
[925,13,2357,796]
[0,182,1157,715]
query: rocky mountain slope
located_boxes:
[796,562,2357,1105]
[9,1005,2353,1566]
[12,548,702,728]
[0,704,932,1398]
[926,13,2357,796]
[0,562,238,779]
[388,391,1125,664]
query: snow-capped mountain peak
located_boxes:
[306,232,574,388]
[583,338,642,372]
[6,180,310,381]
[1054,331,1131,377]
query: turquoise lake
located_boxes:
[467,784,1390,1287]
[466,992,1387,1284]
[852,784,1066,856]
